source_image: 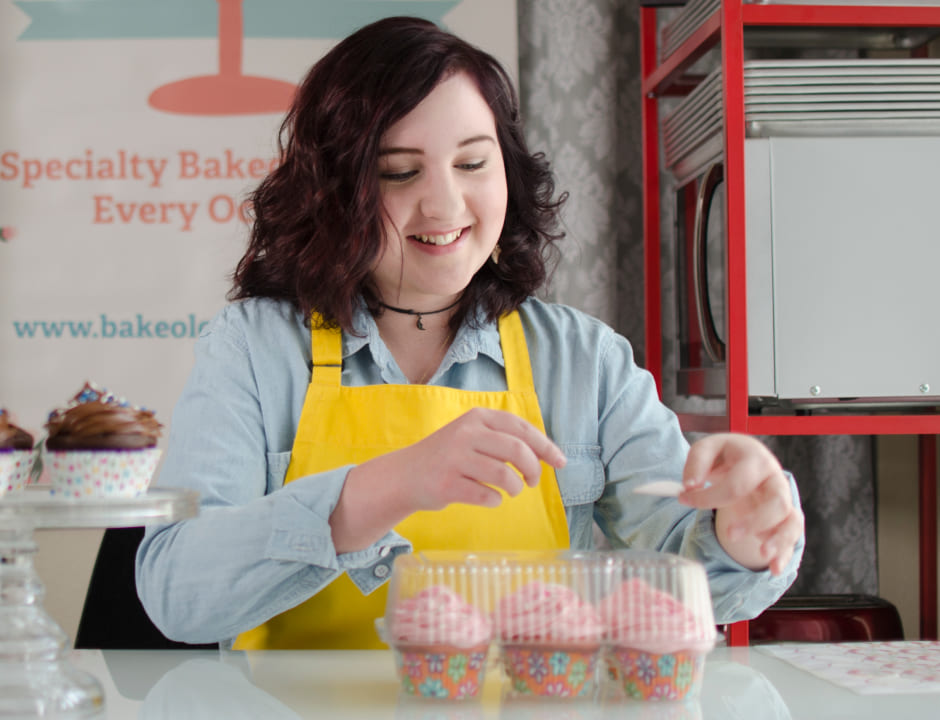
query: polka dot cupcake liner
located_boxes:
[45,448,161,498]
[0,449,36,496]
[392,644,490,700]
[501,645,601,699]
[608,648,706,701]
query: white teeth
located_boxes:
[414,229,461,246]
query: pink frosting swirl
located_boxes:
[391,585,492,648]
[597,578,716,653]
[493,580,603,645]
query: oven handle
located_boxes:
[692,160,726,364]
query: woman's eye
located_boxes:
[380,170,418,182]
[457,160,486,171]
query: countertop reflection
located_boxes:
[67,643,940,720]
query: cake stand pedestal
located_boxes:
[0,486,199,718]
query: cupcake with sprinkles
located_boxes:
[44,382,162,498]
[0,408,36,496]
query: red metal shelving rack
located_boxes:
[640,1,940,645]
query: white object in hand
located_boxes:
[633,479,684,497]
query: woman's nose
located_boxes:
[419,170,465,220]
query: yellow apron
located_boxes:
[235,311,568,649]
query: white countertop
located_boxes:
[61,643,940,720]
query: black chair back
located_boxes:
[75,527,216,650]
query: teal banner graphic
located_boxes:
[14,0,459,40]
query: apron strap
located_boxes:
[309,314,343,387]
[497,311,535,394]
[308,310,534,392]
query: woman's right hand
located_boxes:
[396,407,567,510]
[330,408,566,552]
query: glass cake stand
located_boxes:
[0,486,199,718]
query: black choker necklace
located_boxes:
[378,298,460,330]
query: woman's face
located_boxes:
[371,71,508,309]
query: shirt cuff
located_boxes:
[264,464,413,592]
[265,489,339,568]
[342,532,412,594]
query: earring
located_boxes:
[491,244,501,265]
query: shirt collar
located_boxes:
[344,301,505,369]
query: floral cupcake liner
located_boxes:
[501,645,601,699]
[608,648,706,701]
[45,448,161,498]
[392,644,490,700]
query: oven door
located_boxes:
[674,160,728,399]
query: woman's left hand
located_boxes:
[678,433,804,576]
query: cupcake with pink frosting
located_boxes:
[386,585,492,700]
[598,576,716,701]
[493,580,604,698]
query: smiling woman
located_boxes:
[370,72,508,338]
[135,16,804,652]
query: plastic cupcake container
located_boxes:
[382,555,493,700]
[490,559,605,699]
[380,550,716,704]
[596,551,717,701]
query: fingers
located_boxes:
[478,408,567,471]
[723,472,793,539]
[408,408,566,512]
[436,472,505,509]
[762,505,805,575]
[680,433,782,507]
[474,433,537,492]
[680,433,801,575]
[443,408,565,492]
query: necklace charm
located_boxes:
[378,297,461,331]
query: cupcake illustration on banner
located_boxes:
[43,382,163,498]
[0,409,36,496]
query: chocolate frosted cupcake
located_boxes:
[44,382,162,498]
[1,408,36,496]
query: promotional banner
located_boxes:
[0,0,518,448]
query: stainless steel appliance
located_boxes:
[667,60,940,408]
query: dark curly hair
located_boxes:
[230,16,566,334]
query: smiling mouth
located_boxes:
[411,229,463,246]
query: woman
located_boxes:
[136,16,804,649]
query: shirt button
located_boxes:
[374,564,390,579]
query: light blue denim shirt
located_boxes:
[136,296,803,646]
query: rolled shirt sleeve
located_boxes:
[136,301,410,645]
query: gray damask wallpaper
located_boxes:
[516,0,878,596]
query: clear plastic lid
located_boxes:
[594,550,717,654]
[383,550,715,652]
